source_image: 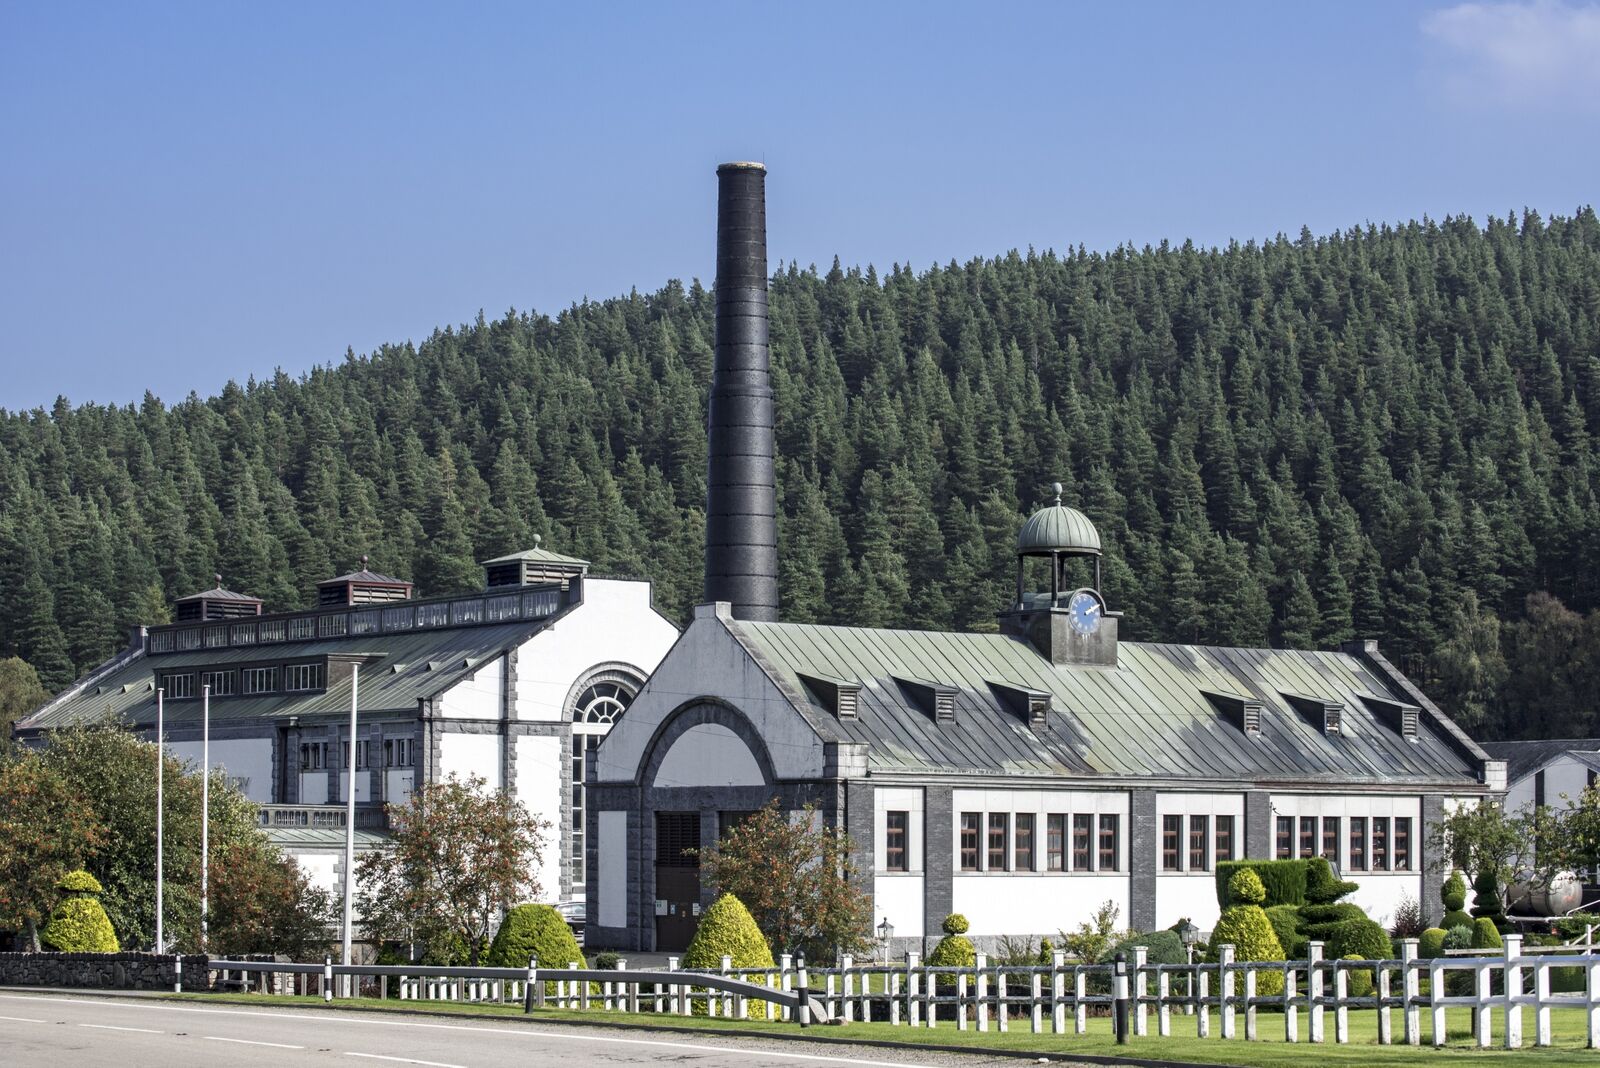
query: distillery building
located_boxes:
[582,162,1506,954]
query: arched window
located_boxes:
[570,675,639,890]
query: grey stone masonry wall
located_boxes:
[1422,793,1448,926]
[0,952,211,990]
[924,786,953,939]
[1245,790,1273,859]
[1129,788,1158,932]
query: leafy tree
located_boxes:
[0,657,47,755]
[206,841,332,959]
[0,753,104,949]
[357,774,549,965]
[694,799,873,960]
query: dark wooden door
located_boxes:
[654,812,701,952]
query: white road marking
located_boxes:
[1,994,936,1068]
[0,1014,46,1023]
[206,1035,305,1049]
[80,1022,163,1033]
[346,1055,467,1068]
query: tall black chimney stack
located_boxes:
[704,162,778,621]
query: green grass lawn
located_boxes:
[164,990,1600,1067]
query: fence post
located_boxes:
[1334,965,1348,1044]
[1113,952,1130,1045]
[841,954,854,1023]
[1218,944,1235,1040]
[1504,934,1523,1049]
[721,954,734,1019]
[620,959,638,1015]
[1133,945,1148,1036]
[906,950,920,1028]
[1284,963,1298,1043]
[1307,941,1325,1044]
[1074,964,1087,1034]
[1400,938,1419,1045]
[1587,953,1600,1048]
[323,956,334,1003]
[1474,953,1492,1048]
[1197,965,1210,1038]
[797,965,811,1028]
[1430,957,1447,1047]
[975,953,988,1032]
[1052,950,1066,1034]
[1534,955,1551,1047]
[1157,969,1171,1037]
[1378,958,1392,1044]
[173,955,182,995]
[667,956,680,1015]
[1244,965,1257,1041]
[523,957,538,1014]
[1032,966,1044,1034]
[956,969,968,1031]
[779,953,792,1022]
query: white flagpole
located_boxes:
[156,687,165,954]
[342,663,360,990]
[201,682,210,951]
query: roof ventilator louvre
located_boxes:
[1357,693,1422,741]
[895,676,958,724]
[987,680,1051,727]
[1203,690,1264,736]
[1282,692,1345,737]
[797,673,861,720]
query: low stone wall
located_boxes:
[0,952,212,990]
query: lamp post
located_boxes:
[341,663,360,993]
[200,682,210,951]
[877,916,894,964]
[155,686,164,954]
[1177,919,1200,963]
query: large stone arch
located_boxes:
[638,698,777,789]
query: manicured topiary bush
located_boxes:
[683,893,776,1018]
[41,869,117,953]
[1341,954,1374,997]
[1305,857,1359,905]
[1470,870,1506,928]
[1265,904,1307,960]
[1102,930,1185,967]
[1470,916,1502,951]
[485,903,584,968]
[1441,924,1474,951]
[1209,870,1286,996]
[1418,927,1448,959]
[1440,871,1472,931]
[928,913,976,968]
[1300,857,1364,940]
[1215,860,1308,909]
[590,952,621,970]
[1325,917,1393,963]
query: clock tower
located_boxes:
[998,483,1119,668]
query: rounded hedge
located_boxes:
[942,913,970,935]
[1471,916,1503,951]
[485,903,583,969]
[1264,904,1307,959]
[683,893,775,1019]
[1441,909,1475,931]
[1229,869,1267,906]
[1441,871,1467,912]
[1326,917,1393,962]
[1209,903,1285,996]
[57,870,103,895]
[1102,930,1185,967]
[1341,954,1374,998]
[42,897,118,953]
[1418,927,1448,959]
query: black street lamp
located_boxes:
[1176,919,1201,963]
[877,917,894,963]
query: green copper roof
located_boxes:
[481,536,589,568]
[1017,495,1101,555]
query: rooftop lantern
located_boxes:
[999,482,1118,668]
[481,535,590,591]
[172,575,263,622]
[317,556,414,607]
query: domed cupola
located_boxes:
[1001,482,1118,668]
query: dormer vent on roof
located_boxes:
[895,676,958,724]
[1358,693,1421,740]
[481,535,590,591]
[988,680,1051,727]
[1282,692,1345,736]
[1203,690,1265,736]
[173,575,264,622]
[318,556,414,606]
[798,672,861,720]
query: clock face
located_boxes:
[1068,590,1102,636]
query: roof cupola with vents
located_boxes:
[173,575,263,621]
[482,535,590,591]
[317,556,414,606]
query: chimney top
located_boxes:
[717,161,766,173]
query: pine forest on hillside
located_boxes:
[3,210,1600,741]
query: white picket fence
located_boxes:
[212,933,1600,1049]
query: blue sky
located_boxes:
[2,1,1597,411]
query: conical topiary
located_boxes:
[683,893,776,1018]
[927,913,976,992]
[1441,871,1472,930]
[41,869,117,953]
[1470,869,1506,928]
[1209,869,1285,996]
[485,903,584,969]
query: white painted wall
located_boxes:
[299,771,329,805]
[385,768,414,805]
[439,657,504,720]
[290,850,340,897]
[439,733,502,791]
[167,738,273,803]
[874,874,924,940]
[1541,755,1596,809]
[597,810,628,928]
[953,874,1128,938]
[516,579,677,722]
[652,723,765,787]
[514,734,563,897]
[336,771,371,804]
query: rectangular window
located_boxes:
[1350,816,1368,871]
[1215,814,1235,864]
[1276,816,1293,860]
[885,811,909,872]
[1046,814,1066,871]
[1162,814,1183,871]
[1372,816,1390,871]
[299,742,325,770]
[1299,816,1316,858]
[1394,817,1412,871]
[286,662,325,692]
[383,738,413,767]
[987,813,1010,871]
[200,670,235,697]
[242,667,278,695]
[1072,814,1093,871]
[288,616,315,640]
[960,812,981,871]
[1014,813,1035,872]
[1189,814,1210,871]
[163,673,195,700]
[1098,814,1120,871]
[1322,817,1341,863]
[340,740,368,770]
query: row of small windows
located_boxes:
[298,737,414,770]
[1160,814,1237,872]
[944,811,1123,873]
[160,663,326,699]
[1274,815,1413,872]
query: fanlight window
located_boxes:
[570,678,639,891]
[573,681,632,726]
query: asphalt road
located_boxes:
[0,991,1022,1068]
